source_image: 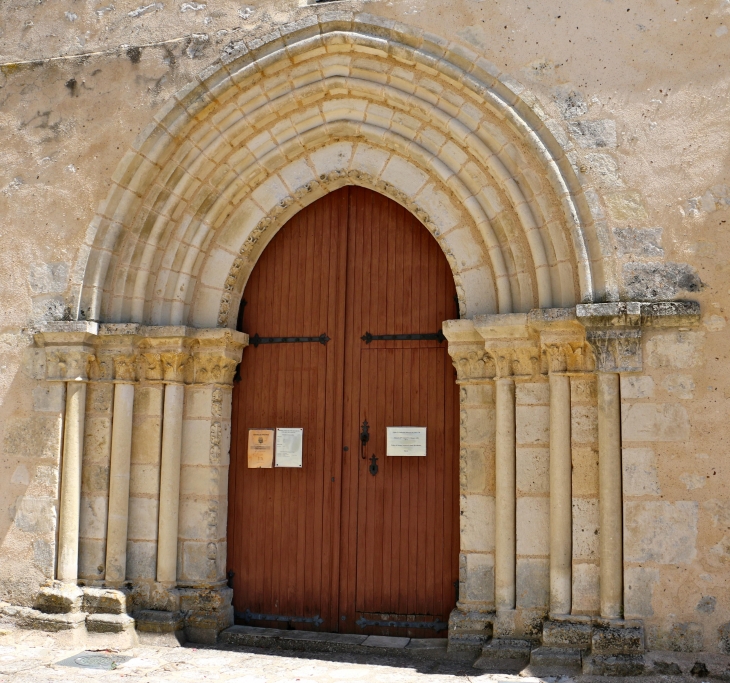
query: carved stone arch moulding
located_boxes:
[72,13,619,330]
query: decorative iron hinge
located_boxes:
[236,609,324,626]
[356,616,448,632]
[361,330,445,344]
[250,333,330,348]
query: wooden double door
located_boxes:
[228,187,459,637]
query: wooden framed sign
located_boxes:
[386,427,427,456]
[247,429,274,468]
[275,427,303,468]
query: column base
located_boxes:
[473,638,532,672]
[179,586,234,644]
[493,607,545,639]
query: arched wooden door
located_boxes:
[228,187,459,637]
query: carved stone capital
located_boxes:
[485,342,541,378]
[448,344,495,381]
[542,340,595,374]
[192,329,248,386]
[585,328,642,373]
[34,323,99,382]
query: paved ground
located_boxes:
[0,642,511,682]
[0,641,703,683]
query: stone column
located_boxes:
[35,323,98,584]
[105,381,135,583]
[548,372,572,616]
[596,372,622,618]
[494,376,516,611]
[577,303,643,621]
[58,381,88,582]
[178,329,247,644]
[443,320,497,655]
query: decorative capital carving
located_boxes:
[160,351,193,384]
[448,344,495,381]
[542,341,595,374]
[45,348,95,382]
[485,343,541,378]
[585,328,642,373]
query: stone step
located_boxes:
[525,646,583,676]
[86,613,135,634]
[219,625,460,660]
[472,638,532,672]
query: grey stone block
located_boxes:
[86,613,135,634]
[473,638,532,671]
[83,587,130,615]
[134,609,184,633]
[592,625,645,654]
[527,646,582,675]
[583,653,646,676]
[34,583,83,614]
[406,638,447,650]
[542,619,592,647]
[362,635,409,648]
[19,609,86,632]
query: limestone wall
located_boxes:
[0,0,728,654]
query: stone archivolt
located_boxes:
[75,13,621,333]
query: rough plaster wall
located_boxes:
[0,0,728,649]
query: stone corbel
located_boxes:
[576,301,700,373]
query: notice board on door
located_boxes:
[275,427,303,467]
[386,427,427,456]
[248,429,275,468]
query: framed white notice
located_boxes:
[386,427,427,456]
[275,428,303,467]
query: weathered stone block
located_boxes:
[572,563,599,614]
[464,552,494,602]
[84,416,112,462]
[14,496,57,535]
[131,418,162,464]
[622,448,660,496]
[571,405,598,444]
[624,566,659,618]
[624,501,698,564]
[515,382,549,405]
[567,119,617,148]
[461,383,493,405]
[180,540,218,582]
[570,377,596,403]
[572,498,599,560]
[126,540,157,580]
[516,558,549,609]
[621,403,690,442]
[614,227,664,258]
[516,497,549,556]
[515,406,549,445]
[572,448,598,496]
[32,384,66,413]
[592,625,644,654]
[78,538,106,579]
[624,261,701,300]
[134,386,164,416]
[516,448,549,494]
[584,654,645,676]
[29,262,70,293]
[460,495,494,552]
[647,622,704,652]
[84,587,130,615]
[79,495,108,539]
[134,609,184,633]
[528,646,582,675]
[645,331,704,369]
[184,386,214,419]
[461,447,490,493]
[86,612,135,633]
[34,583,83,614]
[130,464,160,496]
[460,407,494,445]
[127,497,159,541]
[620,375,654,399]
[3,416,63,460]
[662,373,695,399]
[543,620,592,647]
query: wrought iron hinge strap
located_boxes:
[251,333,330,348]
[236,609,324,626]
[361,330,445,344]
[356,616,447,632]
